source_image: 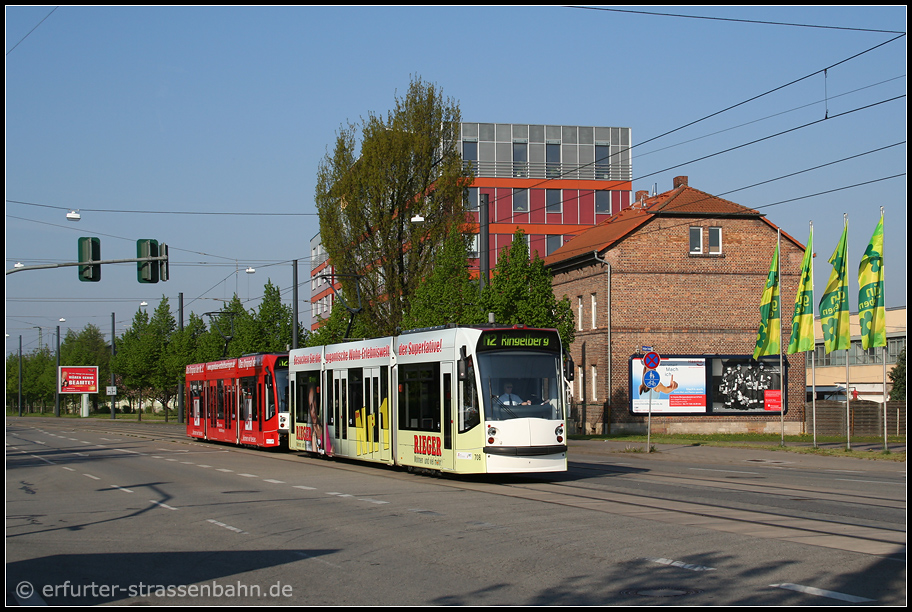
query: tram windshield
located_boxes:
[477,351,565,421]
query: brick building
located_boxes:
[544,176,808,435]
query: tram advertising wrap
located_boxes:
[628,355,785,415]
[287,325,569,475]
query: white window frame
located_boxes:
[708,226,722,255]
[689,226,703,254]
[591,293,597,329]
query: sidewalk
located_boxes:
[567,437,905,471]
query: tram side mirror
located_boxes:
[458,346,467,381]
[564,354,575,381]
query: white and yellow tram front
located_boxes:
[465,327,568,473]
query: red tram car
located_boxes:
[185,353,290,448]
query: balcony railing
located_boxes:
[465,160,631,181]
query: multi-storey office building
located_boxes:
[310,122,634,330]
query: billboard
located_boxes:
[631,357,708,414]
[629,356,785,415]
[59,366,99,394]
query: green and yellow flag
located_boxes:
[819,223,850,353]
[753,242,780,359]
[787,228,814,354]
[858,214,885,349]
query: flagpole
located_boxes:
[880,207,887,451]
[810,221,817,449]
[844,213,850,451]
[778,229,784,446]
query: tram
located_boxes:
[185,353,290,448]
[288,325,570,474]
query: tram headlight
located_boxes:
[487,426,497,444]
[555,424,564,443]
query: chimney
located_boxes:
[635,190,649,204]
[673,176,688,189]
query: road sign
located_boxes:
[643,351,661,370]
[643,369,661,389]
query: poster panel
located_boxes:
[711,358,783,413]
[631,358,707,414]
[59,366,99,394]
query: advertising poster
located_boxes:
[631,358,707,414]
[59,366,99,394]
[711,358,783,413]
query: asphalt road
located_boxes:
[6,418,906,605]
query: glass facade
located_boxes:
[459,123,632,181]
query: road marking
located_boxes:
[690,468,759,475]
[293,485,315,490]
[238,473,258,478]
[263,479,285,484]
[645,557,716,572]
[29,454,55,465]
[835,478,902,485]
[150,500,178,510]
[83,473,100,480]
[197,464,212,468]
[770,583,874,603]
[294,550,341,568]
[112,485,134,493]
[62,466,75,471]
[216,468,233,473]
[207,519,246,534]
[358,498,390,504]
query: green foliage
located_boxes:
[402,226,484,330]
[889,347,905,400]
[315,75,472,338]
[480,229,575,350]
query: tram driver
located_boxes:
[499,381,531,406]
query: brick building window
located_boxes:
[709,227,722,254]
[591,293,597,329]
[689,227,702,254]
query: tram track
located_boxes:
[434,472,906,559]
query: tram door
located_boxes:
[356,366,391,463]
[441,363,454,472]
[331,370,348,456]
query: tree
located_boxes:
[113,308,156,417]
[403,225,483,329]
[889,347,905,400]
[315,75,472,338]
[60,324,111,414]
[254,280,295,352]
[480,229,575,350]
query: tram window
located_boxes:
[265,372,276,421]
[380,366,389,428]
[217,380,225,421]
[459,357,480,433]
[348,368,363,427]
[399,362,440,432]
[240,377,257,422]
[443,373,452,450]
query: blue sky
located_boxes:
[6,6,906,354]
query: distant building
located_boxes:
[310,122,634,330]
[808,306,906,402]
[544,176,807,435]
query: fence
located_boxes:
[805,401,906,437]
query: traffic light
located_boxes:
[158,243,169,282]
[77,237,101,282]
[137,239,159,283]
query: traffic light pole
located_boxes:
[5,255,167,275]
